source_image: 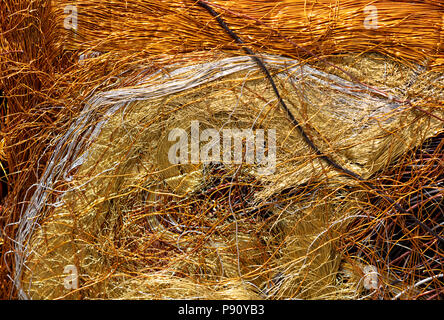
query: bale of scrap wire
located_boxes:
[13,50,443,299]
[0,0,443,300]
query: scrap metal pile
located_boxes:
[0,0,442,299]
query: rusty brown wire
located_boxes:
[0,0,443,299]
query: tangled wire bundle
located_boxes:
[0,0,443,300]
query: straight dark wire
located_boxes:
[196,0,444,245]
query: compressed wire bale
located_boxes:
[1,0,443,300]
[16,52,443,299]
